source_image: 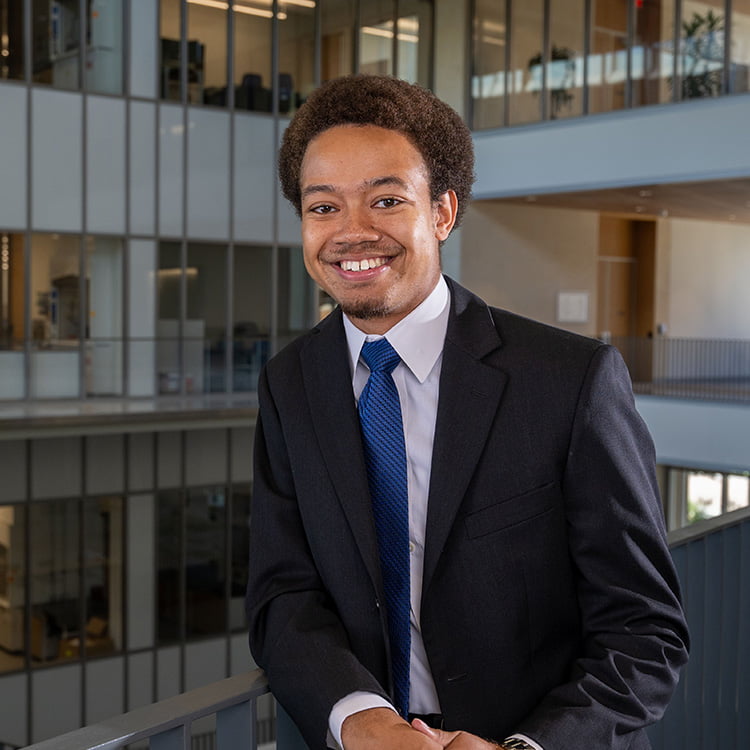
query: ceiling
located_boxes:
[500,177,750,225]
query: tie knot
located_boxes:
[361,338,401,375]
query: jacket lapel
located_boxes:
[299,309,384,594]
[422,280,507,595]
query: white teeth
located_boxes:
[341,257,386,272]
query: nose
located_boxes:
[331,206,380,245]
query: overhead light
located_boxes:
[188,0,292,19]
[158,267,199,278]
[639,189,652,198]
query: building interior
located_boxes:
[0,0,748,747]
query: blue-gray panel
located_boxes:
[738,522,750,750]
[701,532,723,750]
[718,525,740,749]
[684,540,706,749]
[653,543,688,750]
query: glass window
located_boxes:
[86,0,124,94]
[187,243,227,394]
[686,470,723,523]
[727,473,750,513]
[547,0,584,119]
[82,497,123,659]
[730,0,750,92]
[157,241,183,394]
[588,0,628,114]
[277,246,314,351]
[471,0,507,130]
[508,0,544,125]
[188,0,228,106]
[360,0,395,76]
[185,486,227,637]
[157,490,182,644]
[86,237,123,397]
[229,484,250,631]
[279,0,316,115]
[632,0,675,107]
[397,0,432,87]
[233,1,273,111]
[0,233,24,399]
[0,0,24,80]
[679,0,725,99]
[30,500,80,666]
[0,504,25,673]
[160,0,182,101]
[31,234,81,346]
[322,0,355,81]
[232,245,271,392]
[32,0,81,90]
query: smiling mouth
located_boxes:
[338,257,389,272]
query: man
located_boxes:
[246,75,688,750]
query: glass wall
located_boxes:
[547,0,584,119]
[32,0,81,89]
[0,233,24,400]
[0,504,25,674]
[472,0,507,130]
[397,0,432,84]
[360,0,396,76]
[667,466,750,529]
[632,0,676,107]
[188,0,228,106]
[679,0,725,99]
[588,0,628,114]
[731,0,750,92]
[322,0,355,80]
[85,0,124,94]
[508,0,544,125]
[0,0,24,80]
[279,0,317,115]
[161,0,183,102]
[234,0,273,111]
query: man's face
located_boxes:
[299,124,457,334]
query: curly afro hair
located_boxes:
[278,74,475,228]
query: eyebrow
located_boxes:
[301,175,409,200]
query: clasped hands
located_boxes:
[341,707,501,749]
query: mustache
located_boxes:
[324,241,403,258]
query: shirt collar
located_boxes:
[343,275,450,384]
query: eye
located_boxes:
[309,204,337,215]
[374,197,402,209]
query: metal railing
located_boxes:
[21,670,276,750]
[610,336,750,403]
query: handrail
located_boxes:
[22,669,270,750]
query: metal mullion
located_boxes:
[353,0,361,73]
[392,0,398,78]
[23,0,32,399]
[314,0,322,88]
[123,0,132,397]
[180,0,188,105]
[503,0,511,127]
[179,431,188,693]
[271,0,280,358]
[541,0,550,121]
[582,0,591,114]
[227,0,235,109]
[24,441,32,746]
[122,434,131,715]
[180,1,189,396]
[224,430,232,676]
[79,437,87,727]
[724,0,732,94]
[79,0,86,91]
[672,0,682,102]
[625,0,634,109]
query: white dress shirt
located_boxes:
[328,276,542,750]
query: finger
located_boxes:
[411,719,460,746]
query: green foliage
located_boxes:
[680,10,724,99]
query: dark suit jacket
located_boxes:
[246,278,689,750]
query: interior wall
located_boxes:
[460,201,599,336]
[661,217,750,338]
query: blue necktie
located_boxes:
[358,338,411,718]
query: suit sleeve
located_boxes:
[245,366,390,748]
[516,345,689,748]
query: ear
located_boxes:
[434,190,458,242]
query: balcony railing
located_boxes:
[20,669,284,750]
[610,336,750,403]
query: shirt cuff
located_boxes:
[507,734,544,750]
[327,691,397,749]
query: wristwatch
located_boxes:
[501,739,535,750]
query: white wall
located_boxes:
[661,217,750,338]
[460,201,599,336]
